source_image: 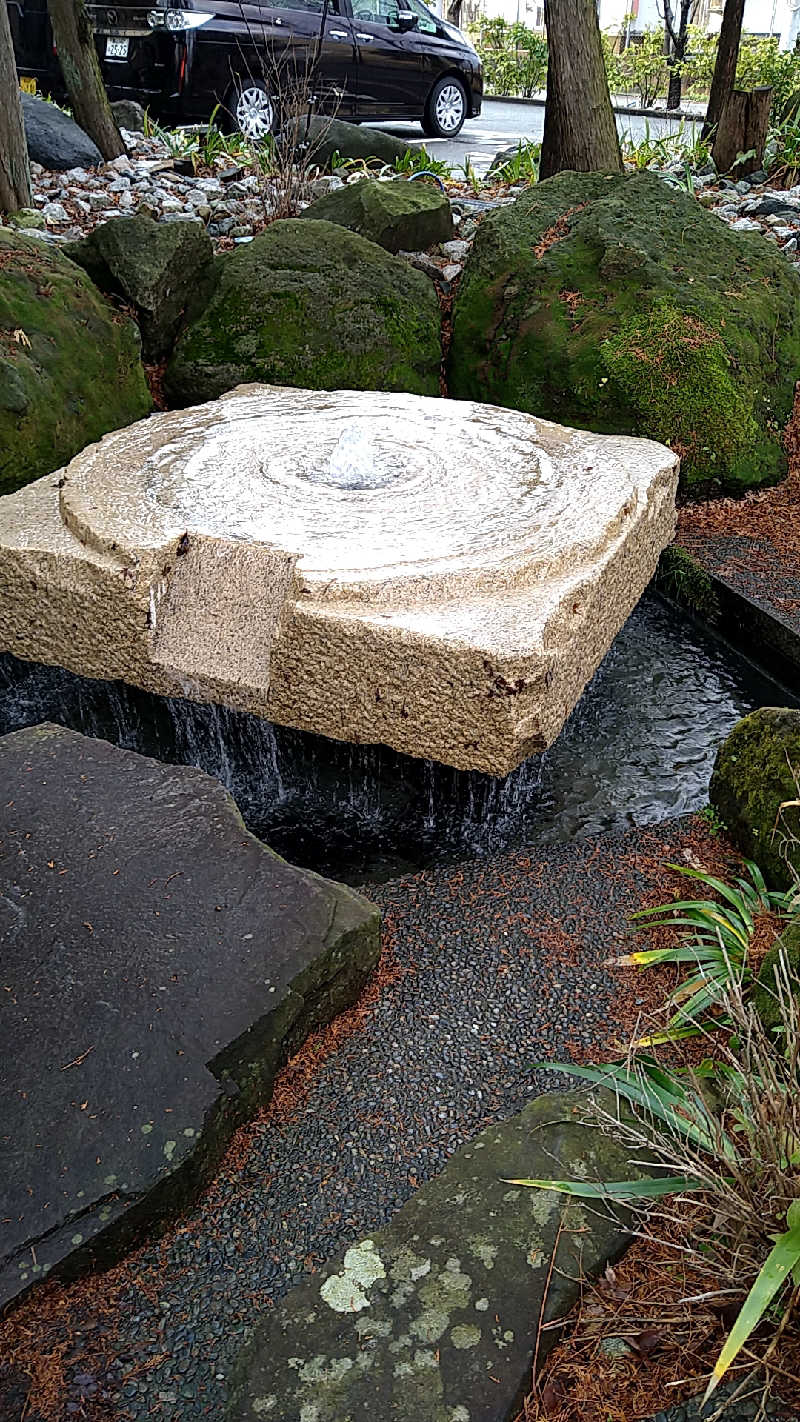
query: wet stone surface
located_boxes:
[3,814,726,1419]
[227,1092,632,1422]
[0,723,379,1310]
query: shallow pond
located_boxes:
[0,592,793,882]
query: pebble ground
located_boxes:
[2,814,731,1421]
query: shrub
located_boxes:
[467,18,547,98]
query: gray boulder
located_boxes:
[111,99,146,133]
[227,1090,631,1422]
[165,217,441,405]
[300,176,453,253]
[21,92,102,172]
[291,114,417,170]
[65,213,214,360]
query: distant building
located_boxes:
[469,0,800,49]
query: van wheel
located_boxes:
[227,80,277,141]
[421,76,467,139]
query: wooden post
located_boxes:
[712,86,772,176]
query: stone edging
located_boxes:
[657,544,800,689]
[485,93,705,122]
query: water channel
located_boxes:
[0,591,792,883]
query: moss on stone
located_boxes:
[709,708,800,888]
[0,228,152,495]
[448,171,800,496]
[658,545,720,620]
[164,218,441,406]
[300,178,453,254]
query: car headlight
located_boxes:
[147,9,214,29]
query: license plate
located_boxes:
[19,76,37,94]
[106,37,129,58]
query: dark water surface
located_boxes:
[0,593,793,882]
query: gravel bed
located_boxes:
[679,530,800,634]
[2,814,731,1420]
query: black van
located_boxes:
[9,0,482,139]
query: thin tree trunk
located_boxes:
[0,0,32,212]
[702,0,746,140]
[46,0,124,160]
[540,0,623,180]
[667,59,682,110]
[712,86,771,175]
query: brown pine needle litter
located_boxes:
[676,385,800,563]
[516,1211,800,1422]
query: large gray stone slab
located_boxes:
[0,724,379,1308]
[227,1091,632,1422]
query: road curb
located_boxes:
[486,92,706,123]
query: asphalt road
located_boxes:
[375,95,704,173]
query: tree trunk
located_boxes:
[46,0,124,160]
[540,0,623,180]
[0,0,32,212]
[667,59,682,110]
[702,0,746,140]
[712,86,771,176]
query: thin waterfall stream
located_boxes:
[0,593,792,883]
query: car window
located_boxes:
[351,0,437,32]
[267,0,342,12]
[403,0,437,32]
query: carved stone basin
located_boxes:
[0,386,678,774]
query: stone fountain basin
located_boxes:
[0,386,678,775]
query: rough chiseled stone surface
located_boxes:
[64,212,214,359]
[0,227,151,494]
[710,706,800,888]
[163,219,441,406]
[0,723,380,1310]
[227,1091,631,1422]
[300,177,453,254]
[0,385,678,774]
[449,170,800,495]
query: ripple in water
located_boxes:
[0,594,793,882]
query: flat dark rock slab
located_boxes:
[0,724,380,1309]
[227,1091,631,1422]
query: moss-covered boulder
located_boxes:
[164,218,441,406]
[64,213,214,360]
[0,228,152,496]
[753,920,800,1032]
[300,177,453,254]
[448,171,800,495]
[710,708,800,888]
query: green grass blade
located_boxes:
[503,1175,703,1199]
[703,1223,800,1402]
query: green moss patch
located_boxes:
[710,707,800,888]
[0,227,152,495]
[164,218,441,406]
[448,171,800,495]
[300,177,453,254]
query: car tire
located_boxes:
[421,76,467,139]
[226,79,277,141]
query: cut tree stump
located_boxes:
[713,86,772,176]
